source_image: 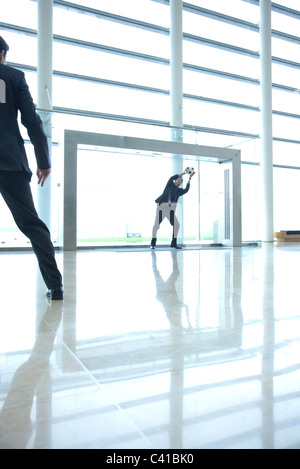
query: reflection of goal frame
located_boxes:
[63,130,241,250]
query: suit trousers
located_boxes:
[152,202,180,239]
[0,171,62,289]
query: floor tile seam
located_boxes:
[38,314,63,343]
[30,319,154,447]
[53,335,155,449]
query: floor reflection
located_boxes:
[0,244,300,448]
[0,302,63,449]
[152,251,193,332]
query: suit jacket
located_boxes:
[155,174,190,204]
[0,63,50,176]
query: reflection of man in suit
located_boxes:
[0,37,63,300]
[151,251,192,331]
[0,302,63,449]
[150,168,195,250]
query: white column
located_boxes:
[260,0,274,242]
[169,6,185,424]
[170,0,184,242]
[37,0,53,229]
[170,0,183,142]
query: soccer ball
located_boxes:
[186,167,195,174]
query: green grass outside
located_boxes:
[77,236,213,243]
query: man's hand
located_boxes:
[189,171,195,181]
[36,168,51,187]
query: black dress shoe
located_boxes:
[170,239,182,249]
[46,286,64,300]
[150,238,157,249]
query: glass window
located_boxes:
[272,88,300,115]
[2,0,300,249]
[185,0,259,23]
[183,69,260,107]
[274,167,300,232]
[0,196,27,246]
[65,0,170,28]
[241,164,261,242]
[272,62,300,90]
[76,147,174,246]
[183,11,259,51]
[0,31,37,67]
[0,143,60,247]
[190,131,252,149]
[196,161,224,243]
[183,100,260,136]
[273,140,300,167]
[272,37,300,63]
[183,42,259,79]
[272,10,300,37]
[0,0,37,29]
[230,138,260,164]
[53,43,169,89]
[52,76,170,121]
[53,8,169,59]
[273,114,300,142]
[275,0,300,8]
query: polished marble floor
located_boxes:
[0,243,300,449]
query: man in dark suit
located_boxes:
[150,168,195,249]
[0,37,63,300]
